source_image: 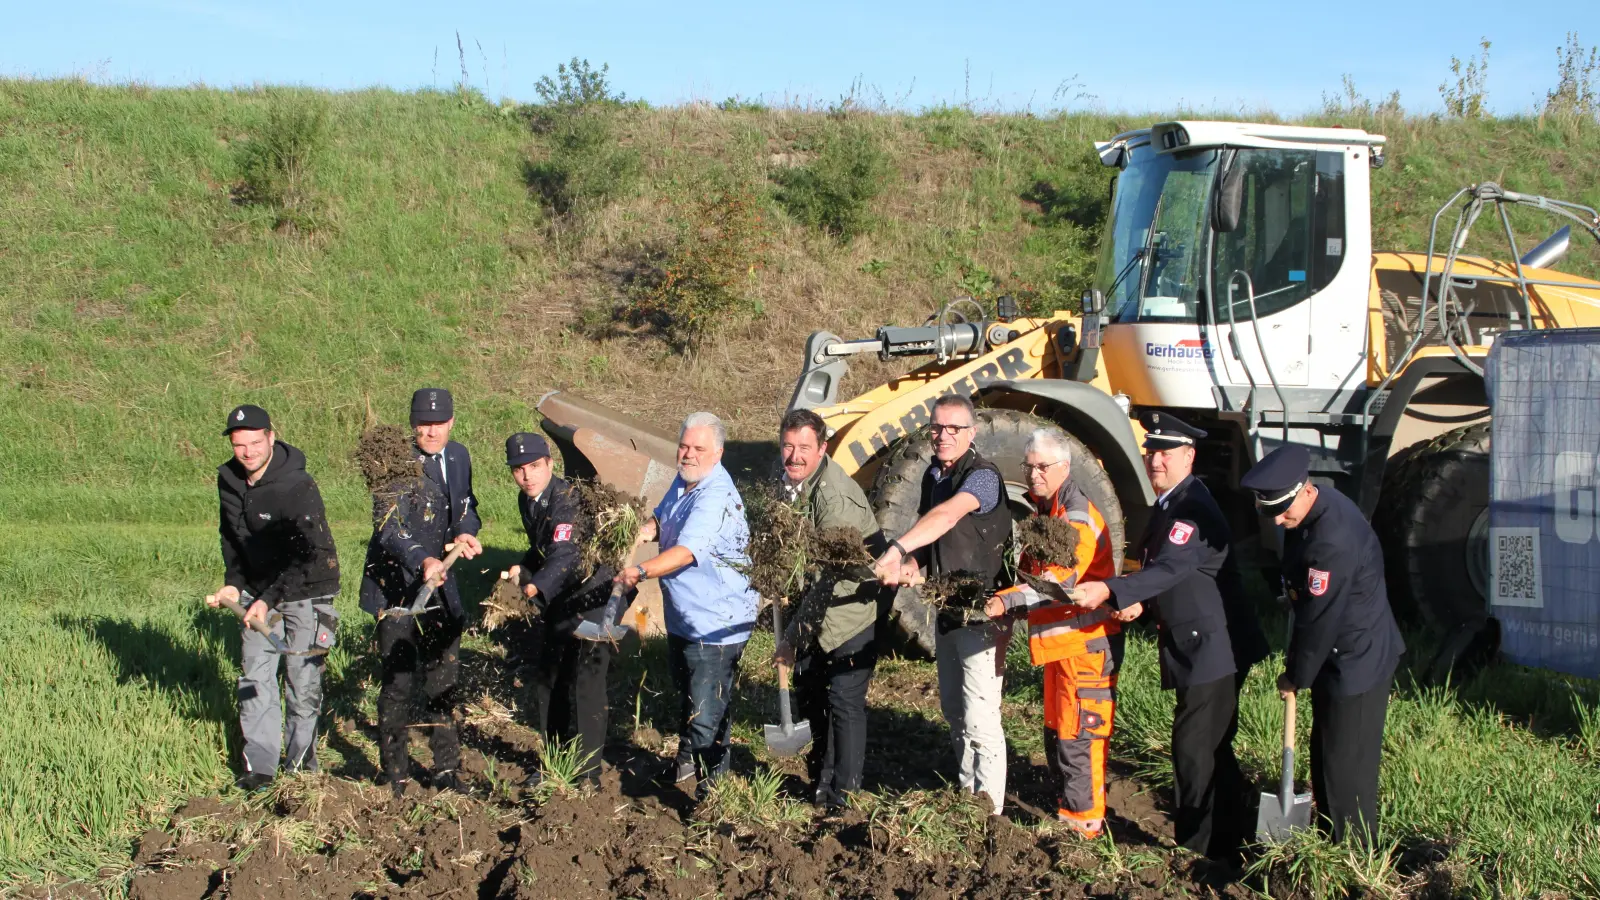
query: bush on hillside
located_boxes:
[521,58,639,218]
[624,184,769,348]
[1441,38,1491,119]
[773,125,892,242]
[231,89,330,231]
[1545,32,1599,120]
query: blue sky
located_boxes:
[6,1,1598,114]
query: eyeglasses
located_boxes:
[929,424,973,436]
[1021,460,1065,475]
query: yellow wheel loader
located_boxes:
[541,120,1600,667]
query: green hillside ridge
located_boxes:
[3,80,1598,528]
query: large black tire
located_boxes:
[1375,423,1492,646]
[869,408,1125,657]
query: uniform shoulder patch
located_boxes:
[1308,568,1330,596]
[553,523,573,542]
[1168,522,1195,545]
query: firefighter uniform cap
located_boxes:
[223,404,272,435]
[410,387,454,422]
[1140,411,1206,450]
[1241,445,1311,516]
[505,432,550,467]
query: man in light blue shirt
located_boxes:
[614,411,758,794]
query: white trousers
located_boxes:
[935,620,1012,815]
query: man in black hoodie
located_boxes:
[209,404,341,790]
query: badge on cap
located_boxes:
[235,410,245,421]
[1308,568,1330,596]
[1168,522,1195,545]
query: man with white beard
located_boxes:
[613,411,758,798]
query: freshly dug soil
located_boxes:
[354,424,420,495]
[570,478,647,577]
[1016,513,1080,570]
[743,484,875,604]
[480,576,537,631]
[919,571,990,610]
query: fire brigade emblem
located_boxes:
[1308,568,1331,596]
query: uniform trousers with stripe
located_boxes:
[1042,633,1120,834]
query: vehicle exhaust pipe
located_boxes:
[1520,225,1571,269]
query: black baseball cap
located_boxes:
[505,432,550,467]
[222,404,272,435]
[1140,410,1206,450]
[410,387,454,422]
[1240,445,1311,516]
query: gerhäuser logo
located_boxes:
[1145,338,1214,360]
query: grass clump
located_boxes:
[695,768,809,832]
[855,788,990,865]
[232,89,330,231]
[527,736,598,802]
[625,183,769,348]
[773,124,892,242]
[522,58,639,218]
[571,479,647,576]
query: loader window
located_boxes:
[1211,149,1346,324]
[1096,147,1218,324]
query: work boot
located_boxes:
[432,770,463,793]
[234,772,274,793]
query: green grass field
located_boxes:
[4,78,1600,895]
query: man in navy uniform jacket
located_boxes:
[1241,445,1403,847]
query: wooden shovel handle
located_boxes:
[211,594,275,640]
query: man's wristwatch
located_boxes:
[890,539,909,557]
[634,564,648,580]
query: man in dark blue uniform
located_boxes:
[360,388,483,797]
[502,432,629,785]
[1241,446,1403,847]
[1072,412,1267,862]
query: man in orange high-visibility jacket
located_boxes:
[987,429,1135,836]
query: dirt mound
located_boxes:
[571,478,647,576]
[1016,513,1080,570]
[480,576,536,631]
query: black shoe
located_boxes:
[389,779,411,800]
[235,772,273,793]
[672,759,696,784]
[433,771,463,793]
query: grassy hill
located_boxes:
[4,79,1600,892]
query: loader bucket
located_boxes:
[537,392,680,505]
[537,391,679,638]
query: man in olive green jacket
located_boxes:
[773,409,888,810]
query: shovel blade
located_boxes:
[762,721,812,757]
[1255,789,1314,843]
[573,620,630,642]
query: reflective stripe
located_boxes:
[1076,687,1114,700]
[1083,635,1111,653]
[1066,510,1105,538]
[1030,607,1112,641]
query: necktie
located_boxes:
[433,452,448,487]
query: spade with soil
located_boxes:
[574,530,652,643]
[763,598,812,757]
[380,542,465,621]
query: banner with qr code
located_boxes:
[1485,330,1600,679]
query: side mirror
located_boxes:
[1210,149,1244,233]
[1080,290,1104,316]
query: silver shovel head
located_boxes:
[763,719,812,757]
[573,585,632,643]
[1256,748,1313,842]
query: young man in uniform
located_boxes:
[613,412,758,798]
[1072,412,1268,863]
[210,404,341,790]
[986,428,1132,837]
[1241,445,1404,847]
[771,409,888,811]
[503,432,630,785]
[360,388,483,797]
[872,394,1013,816]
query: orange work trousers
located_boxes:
[1042,638,1118,835]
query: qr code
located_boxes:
[1490,527,1542,609]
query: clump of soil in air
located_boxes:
[742,482,816,604]
[571,479,648,576]
[481,576,537,631]
[355,424,421,494]
[811,526,874,571]
[917,572,990,612]
[1015,514,1081,570]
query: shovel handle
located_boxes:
[1283,691,1297,750]
[1279,691,1297,815]
[213,595,274,639]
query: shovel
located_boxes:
[379,542,464,621]
[209,593,292,655]
[574,532,651,643]
[1256,691,1313,842]
[763,598,812,757]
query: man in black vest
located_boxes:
[872,395,1014,816]
[1241,445,1403,847]
[1072,411,1267,863]
[502,432,629,786]
[360,388,483,797]
[210,404,341,790]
